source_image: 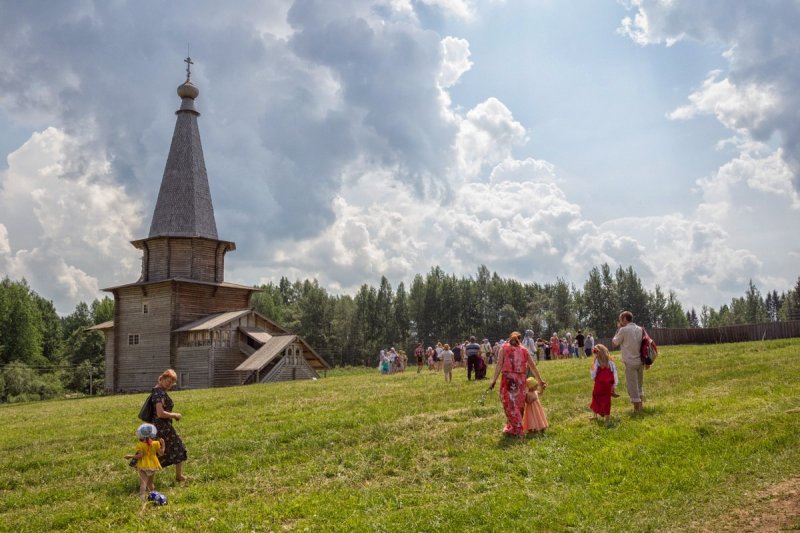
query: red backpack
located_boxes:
[640,327,658,367]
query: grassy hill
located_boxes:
[1,339,799,532]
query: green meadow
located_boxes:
[1,339,799,532]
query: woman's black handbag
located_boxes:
[138,392,154,422]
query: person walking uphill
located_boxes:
[465,336,481,381]
[612,311,645,413]
[440,344,455,382]
[149,369,188,481]
[489,331,547,437]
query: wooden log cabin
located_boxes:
[91,60,329,392]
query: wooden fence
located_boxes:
[639,320,800,346]
[397,321,800,360]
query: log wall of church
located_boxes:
[142,237,225,283]
[173,284,252,326]
[212,346,247,387]
[114,284,173,391]
[103,331,114,392]
[175,346,211,389]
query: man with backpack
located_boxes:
[612,310,645,413]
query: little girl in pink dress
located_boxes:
[522,377,549,434]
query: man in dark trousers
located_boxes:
[575,330,585,358]
[464,336,481,381]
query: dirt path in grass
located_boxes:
[698,476,800,532]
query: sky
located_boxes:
[0,0,798,315]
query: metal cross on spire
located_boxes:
[184,51,193,81]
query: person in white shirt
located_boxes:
[612,310,645,412]
[440,344,455,382]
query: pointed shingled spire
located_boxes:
[148,57,218,239]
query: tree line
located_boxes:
[249,265,800,367]
[0,277,112,402]
[1,267,798,401]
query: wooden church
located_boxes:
[91,60,329,392]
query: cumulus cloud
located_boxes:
[620,0,800,186]
[454,98,527,180]
[668,71,780,132]
[438,36,473,89]
[0,127,142,312]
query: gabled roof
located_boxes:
[148,78,219,240]
[235,335,296,371]
[172,309,289,335]
[235,332,331,371]
[87,320,114,331]
[239,326,272,344]
[174,310,252,332]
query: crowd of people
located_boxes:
[379,330,598,379]
[377,311,652,437]
[378,348,409,374]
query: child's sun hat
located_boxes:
[136,423,157,440]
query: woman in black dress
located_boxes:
[150,369,188,481]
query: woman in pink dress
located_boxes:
[489,331,547,437]
[550,333,560,360]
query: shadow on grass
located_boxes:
[625,405,665,419]
[496,433,529,449]
[588,417,620,429]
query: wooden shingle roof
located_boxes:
[239,326,273,344]
[173,310,252,332]
[87,320,114,331]
[235,335,297,371]
[148,79,219,240]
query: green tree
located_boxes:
[497,303,519,335]
[778,289,799,321]
[649,285,668,327]
[408,274,426,341]
[550,278,574,334]
[32,293,62,362]
[1,361,63,403]
[0,279,45,366]
[663,291,689,327]
[61,302,92,339]
[394,283,410,348]
[375,276,394,346]
[297,279,330,357]
[251,283,288,325]
[615,266,651,327]
[59,328,105,394]
[91,297,115,324]
[744,280,768,324]
[582,267,604,335]
[328,295,356,366]
[475,265,493,334]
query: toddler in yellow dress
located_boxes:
[124,423,165,499]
